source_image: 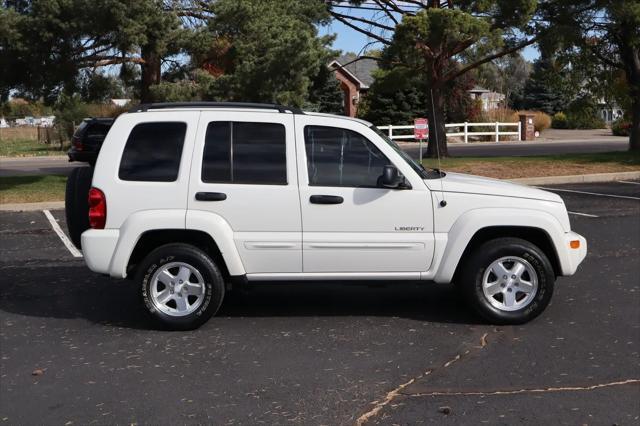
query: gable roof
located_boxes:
[329,53,378,89]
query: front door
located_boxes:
[188,111,301,273]
[294,115,434,273]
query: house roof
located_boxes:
[330,53,378,89]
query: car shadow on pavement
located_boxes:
[0,264,481,330]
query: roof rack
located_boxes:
[128,102,304,114]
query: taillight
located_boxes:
[88,187,106,229]
[72,136,83,151]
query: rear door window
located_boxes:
[202,121,287,185]
[119,122,187,182]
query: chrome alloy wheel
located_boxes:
[150,262,206,317]
[482,256,538,312]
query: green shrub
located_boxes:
[564,96,607,129]
[552,112,569,129]
[566,111,606,129]
[611,118,631,136]
[54,94,89,138]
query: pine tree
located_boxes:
[519,57,570,114]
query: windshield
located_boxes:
[369,125,441,179]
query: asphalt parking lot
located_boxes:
[1,181,639,425]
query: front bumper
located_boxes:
[560,231,587,276]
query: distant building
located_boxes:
[13,115,55,127]
[111,99,131,107]
[469,87,506,111]
[597,100,624,124]
[329,54,378,117]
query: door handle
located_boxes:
[310,195,343,205]
[195,192,227,201]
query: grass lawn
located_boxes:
[423,151,640,179]
[0,138,69,157]
[0,175,66,204]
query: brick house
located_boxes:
[329,54,378,117]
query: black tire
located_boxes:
[65,166,93,249]
[137,243,225,330]
[458,237,555,325]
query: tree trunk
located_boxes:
[630,95,640,151]
[426,87,449,158]
[140,46,162,103]
[617,13,640,151]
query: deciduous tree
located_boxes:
[325,1,596,157]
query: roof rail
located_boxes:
[128,102,304,114]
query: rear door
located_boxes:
[294,115,434,274]
[188,111,302,273]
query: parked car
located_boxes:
[71,102,587,330]
[67,117,114,165]
[65,117,114,249]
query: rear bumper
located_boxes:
[68,149,98,164]
[81,229,119,275]
[560,231,587,276]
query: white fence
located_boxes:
[378,122,521,143]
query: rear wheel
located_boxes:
[65,166,93,249]
[137,244,225,330]
[458,237,555,324]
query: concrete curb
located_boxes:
[0,155,68,162]
[0,201,65,212]
[510,171,640,185]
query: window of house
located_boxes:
[202,122,287,185]
[119,122,186,182]
[304,125,391,188]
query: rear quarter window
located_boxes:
[119,122,187,182]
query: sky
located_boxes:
[318,10,540,61]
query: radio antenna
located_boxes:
[430,89,446,207]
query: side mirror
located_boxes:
[381,165,410,189]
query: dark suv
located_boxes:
[66,117,113,249]
[67,117,114,165]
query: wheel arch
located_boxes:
[127,229,230,279]
[452,226,561,283]
[433,208,567,284]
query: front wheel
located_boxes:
[458,237,555,325]
[137,244,225,330]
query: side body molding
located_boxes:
[186,210,246,276]
[432,208,568,283]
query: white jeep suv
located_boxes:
[80,102,587,330]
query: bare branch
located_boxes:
[372,0,399,24]
[331,12,391,45]
[447,34,543,81]
[589,44,623,69]
[80,55,145,67]
[330,11,396,32]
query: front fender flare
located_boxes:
[433,208,568,283]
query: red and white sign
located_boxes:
[414,118,428,140]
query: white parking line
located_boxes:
[568,211,599,218]
[537,187,640,201]
[618,180,640,185]
[43,209,83,258]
